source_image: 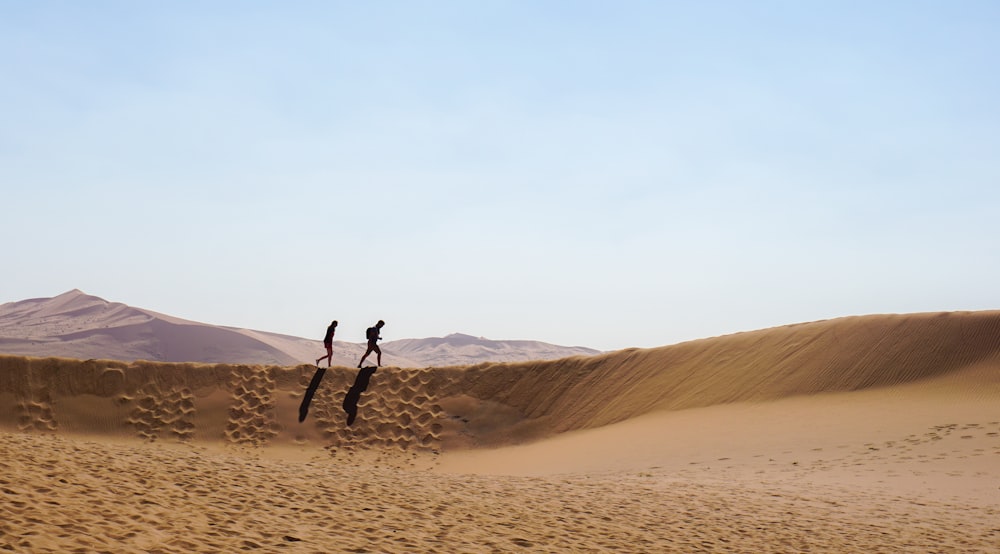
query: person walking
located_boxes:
[316,320,338,367]
[357,320,385,368]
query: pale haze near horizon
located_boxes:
[2,1,998,352]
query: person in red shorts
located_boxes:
[315,320,337,367]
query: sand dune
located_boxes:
[0,289,412,367]
[2,311,999,552]
[388,333,599,367]
[0,290,597,367]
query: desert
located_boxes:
[2,310,999,552]
[6,2,998,552]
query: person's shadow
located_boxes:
[343,366,377,426]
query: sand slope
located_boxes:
[453,310,1000,437]
[2,311,999,552]
[2,311,998,449]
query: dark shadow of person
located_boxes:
[343,366,377,426]
[298,367,327,423]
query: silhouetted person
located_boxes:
[316,320,337,367]
[343,366,377,426]
[357,320,385,368]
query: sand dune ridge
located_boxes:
[2,311,998,451]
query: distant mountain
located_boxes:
[388,333,600,367]
[0,290,601,367]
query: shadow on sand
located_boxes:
[298,367,327,423]
[343,366,377,426]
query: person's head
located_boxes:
[376,320,385,328]
[331,320,338,327]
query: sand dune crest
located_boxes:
[2,311,999,451]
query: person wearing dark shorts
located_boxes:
[316,320,337,367]
[357,320,385,368]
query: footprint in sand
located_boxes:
[312,368,445,460]
[17,398,58,433]
[14,374,60,434]
[225,366,279,446]
[126,384,196,441]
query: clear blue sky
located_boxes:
[2,1,998,351]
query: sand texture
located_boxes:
[2,311,999,552]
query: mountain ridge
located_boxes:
[0,290,601,367]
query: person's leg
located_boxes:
[318,345,332,366]
[358,344,374,368]
[374,344,382,366]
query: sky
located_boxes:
[2,1,998,352]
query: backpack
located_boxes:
[366,327,376,341]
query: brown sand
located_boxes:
[2,311,999,552]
